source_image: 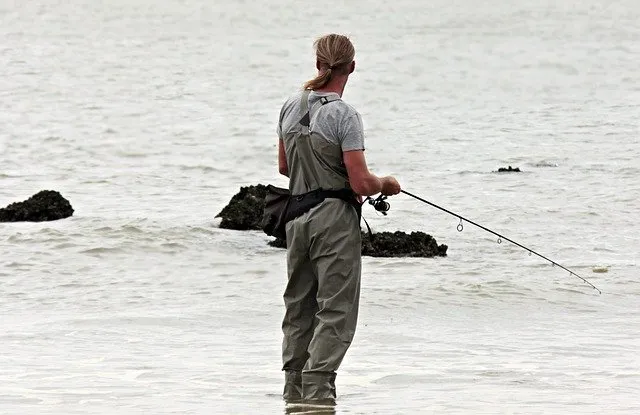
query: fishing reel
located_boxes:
[368,194,391,215]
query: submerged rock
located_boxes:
[0,190,74,222]
[268,231,448,258]
[497,165,521,172]
[216,184,268,230]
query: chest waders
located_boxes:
[281,90,362,404]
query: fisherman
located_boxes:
[276,34,401,405]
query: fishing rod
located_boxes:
[367,190,602,294]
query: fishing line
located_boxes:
[392,190,602,294]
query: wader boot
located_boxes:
[283,370,303,402]
[302,371,337,405]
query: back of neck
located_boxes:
[314,78,347,97]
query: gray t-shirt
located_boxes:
[277,91,365,152]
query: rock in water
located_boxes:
[0,190,74,222]
[497,165,521,172]
[216,185,268,230]
[268,237,287,249]
[361,231,447,257]
[269,231,448,258]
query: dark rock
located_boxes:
[216,184,268,230]
[268,237,287,249]
[0,190,74,222]
[361,231,447,258]
[497,165,521,172]
[268,231,448,258]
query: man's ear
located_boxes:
[349,61,355,74]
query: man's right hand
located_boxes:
[381,176,401,196]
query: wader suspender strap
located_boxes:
[299,90,311,129]
[299,92,339,129]
[296,90,317,190]
[296,91,339,191]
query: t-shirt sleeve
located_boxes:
[339,113,365,151]
[276,105,284,140]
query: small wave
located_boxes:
[4,261,29,268]
[454,170,487,175]
[121,225,144,234]
[191,290,212,296]
[57,282,97,288]
[177,164,223,173]
[188,225,218,236]
[575,122,618,129]
[529,161,559,168]
[554,286,590,295]
[535,61,579,75]
[35,227,66,237]
[231,128,261,137]
[7,234,29,243]
[373,374,433,385]
[80,247,123,255]
[53,242,79,249]
[160,242,187,250]
[115,151,148,158]
[0,396,43,405]
[614,167,640,175]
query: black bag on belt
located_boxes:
[261,185,360,240]
[261,185,291,240]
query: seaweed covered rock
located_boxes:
[216,184,268,230]
[362,231,447,257]
[268,231,447,258]
[0,190,74,222]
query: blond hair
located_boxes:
[303,34,355,90]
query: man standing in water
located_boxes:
[277,34,401,405]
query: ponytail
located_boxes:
[303,68,333,90]
[303,34,355,90]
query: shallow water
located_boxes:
[1,0,639,414]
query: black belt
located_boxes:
[285,188,361,223]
